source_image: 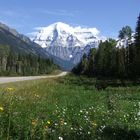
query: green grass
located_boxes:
[0,74,140,140]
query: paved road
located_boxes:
[0,72,67,84]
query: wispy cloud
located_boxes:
[27,31,38,37]
[40,9,78,17]
[0,9,32,31]
[1,10,30,19]
[27,32,38,40]
[1,10,17,17]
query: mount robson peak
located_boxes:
[33,22,104,70]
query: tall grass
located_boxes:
[0,75,139,140]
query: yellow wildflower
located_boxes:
[6,87,15,92]
[47,120,51,125]
[0,107,4,112]
[92,122,97,128]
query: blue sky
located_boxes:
[0,0,139,38]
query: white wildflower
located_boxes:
[58,136,63,140]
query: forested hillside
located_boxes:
[0,44,57,76]
[0,22,58,76]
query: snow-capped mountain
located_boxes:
[33,22,103,70]
[116,33,135,48]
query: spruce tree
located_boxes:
[119,26,132,39]
[135,14,140,48]
[87,48,96,75]
[116,48,126,78]
[134,14,140,77]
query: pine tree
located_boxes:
[118,26,132,39]
[135,14,140,48]
[93,39,117,77]
[116,48,126,78]
[93,42,105,76]
[109,46,117,77]
[125,44,135,78]
[134,14,140,77]
[87,48,96,75]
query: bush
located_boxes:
[95,80,108,90]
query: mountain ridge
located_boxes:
[0,22,49,58]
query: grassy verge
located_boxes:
[0,74,140,140]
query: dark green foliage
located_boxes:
[72,49,97,75]
[124,44,134,78]
[72,53,88,75]
[118,26,132,39]
[0,44,57,76]
[93,39,117,77]
[0,45,10,72]
[86,48,97,75]
[135,14,140,48]
[95,79,108,90]
[73,39,132,79]
[116,47,126,78]
[101,126,140,140]
[133,14,140,77]
[73,39,119,78]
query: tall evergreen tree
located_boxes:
[116,48,126,78]
[134,14,140,77]
[93,41,105,76]
[93,39,117,77]
[118,26,132,39]
[135,14,140,48]
[87,48,97,75]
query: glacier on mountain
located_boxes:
[116,33,135,48]
[33,22,104,70]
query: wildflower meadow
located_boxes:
[0,75,140,140]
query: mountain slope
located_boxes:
[33,22,102,70]
[0,22,49,58]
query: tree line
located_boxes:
[0,45,57,76]
[73,14,140,80]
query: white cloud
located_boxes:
[27,32,39,40]
[39,9,79,17]
[34,27,47,30]
[1,10,30,19]
[27,22,105,40]
[43,10,73,16]
[33,24,100,36]
[74,26,100,36]
[27,32,38,36]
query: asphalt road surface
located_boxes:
[0,72,67,84]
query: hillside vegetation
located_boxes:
[0,44,57,76]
